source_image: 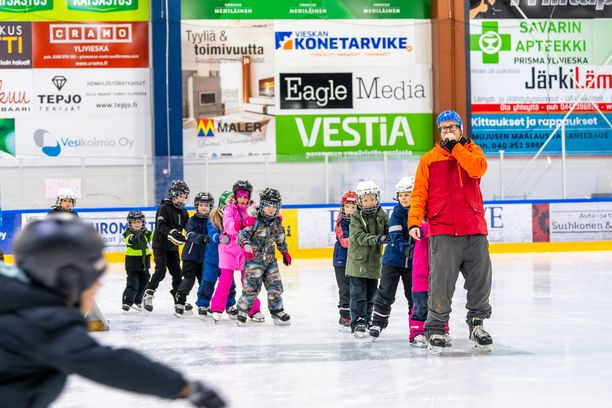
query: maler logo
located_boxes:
[197,119,215,137]
[67,0,138,12]
[470,21,511,64]
[50,24,132,43]
[0,0,53,13]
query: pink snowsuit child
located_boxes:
[409,222,449,345]
[210,194,262,320]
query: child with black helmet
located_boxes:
[236,187,292,326]
[0,217,226,408]
[174,192,214,317]
[122,210,153,312]
[142,180,190,312]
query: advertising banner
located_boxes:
[0,0,149,22]
[469,9,612,156]
[0,69,33,118]
[0,22,32,69]
[32,21,149,69]
[549,201,612,241]
[181,0,430,20]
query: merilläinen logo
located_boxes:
[470,21,511,64]
[197,119,215,137]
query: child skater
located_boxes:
[345,180,390,338]
[333,191,356,330]
[122,210,153,312]
[195,191,238,318]
[369,177,416,338]
[236,188,292,326]
[142,180,190,312]
[47,188,79,218]
[174,192,214,317]
[209,180,262,323]
[409,221,451,347]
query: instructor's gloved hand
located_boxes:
[219,233,230,244]
[186,381,226,408]
[376,235,391,244]
[201,235,210,244]
[408,226,422,241]
[168,229,187,246]
[440,138,458,153]
[282,251,292,266]
[243,244,255,261]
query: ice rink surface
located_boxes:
[54,252,612,408]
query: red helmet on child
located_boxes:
[341,191,357,206]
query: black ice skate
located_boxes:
[352,318,367,338]
[142,289,155,312]
[427,334,450,354]
[122,304,130,312]
[174,304,185,318]
[184,303,194,315]
[369,325,382,339]
[226,305,238,320]
[131,303,142,312]
[198,306,209,318]
[338,315,351,332]
[236,310,248,326]
[271,309,291,326]
[468,318,493,352]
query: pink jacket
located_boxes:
[218,202,249,270]
[412,222,429,293]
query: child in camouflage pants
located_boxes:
[236,188,292,326]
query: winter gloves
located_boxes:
[219,233,230,244]
[243,216,256,227]
[282,251,292,266]
[168,229,187,246]
[186,381,226,408]
[243,243,255,260]
[440,138,458,153]
[376,235,391,244]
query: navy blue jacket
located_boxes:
[333,216,350,267]
[0,265,186,408]
[181,215,209,263]
[382,204,414,269]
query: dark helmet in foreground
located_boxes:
[13,217,107,306]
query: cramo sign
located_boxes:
[295,115,415,147]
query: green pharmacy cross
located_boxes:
[470,21,511,64]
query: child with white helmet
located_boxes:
[369,177,416,339]
[345,180,389,338]
[47,188,79,218]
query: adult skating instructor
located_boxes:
[407,110,493,351]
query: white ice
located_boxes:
[53,252,612,408]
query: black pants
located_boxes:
[122,268,150,306]
[349,276,378,330]
[334,267,350,318]
[372,264,413,328]
[176,260,203,305]
[146,248,182,297]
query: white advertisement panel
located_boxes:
[550,202,612,242]
[22,210,157,252]
[0,69,33,118]
[15,116,148,160]
[33,68,151,117]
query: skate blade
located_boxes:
[273,320,291,326]
[174,313,183,318]
[338,325,351,333]
[427,344,448,354]
[409,341,427,348]
[353,332,368,339]
[471,342,492,352]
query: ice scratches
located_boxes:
[145,339,529,366]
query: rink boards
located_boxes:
[1,198,612,261]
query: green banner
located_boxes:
[0,0,148,21]
[181,0,430,20]
[276,113,433,162]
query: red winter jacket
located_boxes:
[408,140,488,237]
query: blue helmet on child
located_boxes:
[436,110,463,132]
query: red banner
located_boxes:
[32,22,149,69]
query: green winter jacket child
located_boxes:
[345,207,389,279]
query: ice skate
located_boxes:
[271,309,291,326]
[174,304,185,318]
[184,303,194,315]
[211,312,223,324]
[236,310,248,326]
[369,325,381,339]
[338,316,351,332]
[352,319,367,338]
[427,334,450,354]
[142,289,155,312]
[226,305,238,320]
[122,304,130,312]
[469,318,492,352]
[198,306,210,318]
[249,311,265,323]
[131,303,142,312]
[410,334,427,348]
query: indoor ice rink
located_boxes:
[53,253,612,408]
